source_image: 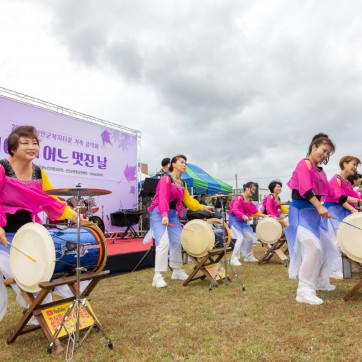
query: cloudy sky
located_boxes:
[1,0,362,199]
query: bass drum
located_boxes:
[10,222,107,293]
[337,213,362,262]
[256,218,283,244]
[88,216,105,233]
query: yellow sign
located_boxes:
[205,264,227,280]
[41,301,97,338]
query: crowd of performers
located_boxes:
[1,128,362,326]
[147,133,362,306]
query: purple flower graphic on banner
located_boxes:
[129,186,136,194]
[101,130,112,146]
[124,164,137,182]
[120,134,133,151]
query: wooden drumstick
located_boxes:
[329,216,362,231]
[168,223,193,232]
[8,242,37,262]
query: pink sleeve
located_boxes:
[347,184,360,198]
[329,176,343,199]
[157,176,171,217]
[264,195,275,215]
[230,196,246,220]
[294,160,314,197]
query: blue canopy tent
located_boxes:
[139,163,233,196]
[181,163,232,195]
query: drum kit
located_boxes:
[9,186,113,356]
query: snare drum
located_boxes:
[337,213,362,262]
[181,219,231,257]
[256,218,283,244]
[10,222,107,293]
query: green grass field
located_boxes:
[1,245,362,362]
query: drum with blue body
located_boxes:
[9,222,107,293]
[50,223,107,277]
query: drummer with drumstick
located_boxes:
[285,133,341,305]
[148,154,214,288]
[323,156,362,280]
[228,182,270,266]
[0,126,81,322]
[261,180,289,226]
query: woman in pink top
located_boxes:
[228,182,269,265]
[0,126,78,322]
[285,133,336,305]
[148,154,214,288]
[323,156,361,279]
[261,180,289,223]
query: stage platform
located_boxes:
[105,237,155,274]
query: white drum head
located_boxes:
[10,223,55,293]
[337,213,362,263]
[256,218,283,244]
[181,219,215,257]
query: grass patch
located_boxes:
[1,245,362,361]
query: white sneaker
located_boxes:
[152,274,167,288]
[171,269,189,281]
[330,271,343,280]
[230,257,242,266]
[244,255,258,263]
[317,284,336,291]
[296,292,323,305]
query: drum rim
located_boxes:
[337,213,362,262]
[206,218,232,246]
[10,222,56,293]
[84,223,107,272]
[181,219,215,257]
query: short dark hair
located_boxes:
[169,154,187,172]
[161,158,170,167]
[8,125,39,156]
[243,181,258,191]
[268,180,283,193]
[348,172,362,183]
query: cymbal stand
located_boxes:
[209,196,246,292]
[47,190,113,359]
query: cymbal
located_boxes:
[44,188,112,197]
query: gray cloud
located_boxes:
[7,0,362,198]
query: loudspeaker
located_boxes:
[139,178,159,197]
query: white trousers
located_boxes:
[155,228,182,272]
[230,226,257,259]
[292,226,331,294]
